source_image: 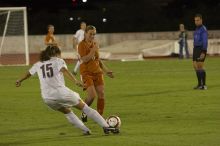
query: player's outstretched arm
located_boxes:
[60,67,84,88]
[16,72,31,87]
[99,60,114,78]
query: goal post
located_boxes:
[0,7,29,65]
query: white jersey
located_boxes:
[74,29,85,43]
[29,57,69,99]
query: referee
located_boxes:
[193,14,208,90]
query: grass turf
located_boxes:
[0,57,220,146]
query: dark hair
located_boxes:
[195,14,202,19]
[40,46,61,61]
[85,25,96,33]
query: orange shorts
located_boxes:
[81,73,104,89]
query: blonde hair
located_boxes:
[85,25,96,33]
[47,24,54,30]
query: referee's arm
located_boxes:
[201,31,208,52]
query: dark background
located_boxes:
[1,0,220,34]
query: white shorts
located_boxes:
[42,88,81,110]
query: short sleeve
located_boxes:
[75,30,80,40]
[57,59,67,71]
[29,64,37,75]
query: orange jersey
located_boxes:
[78,40,102,75]
[45,33,55,44]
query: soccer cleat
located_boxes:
[194,85,207,90]
[103,128,110,134]
[83,130,91,136]
[199,85,207,90]
[103,127,119,134]
[111,128,120,134]
[81,113,87,122]
[103,127,110,134]
[203,85,207,90]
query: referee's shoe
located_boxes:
[194,85,207,90]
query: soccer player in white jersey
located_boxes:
[15,46,117,135]
[72,22,86,75]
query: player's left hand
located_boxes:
[106,71,114,78]
[15,80,21,87]
[198,53,205,61]
[75,80,85,88]
[200,53,205,59]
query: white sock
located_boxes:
[65,112,90,132]
[83,104,109,128]
[74,60,80,73]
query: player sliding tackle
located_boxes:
[15,46,117,135]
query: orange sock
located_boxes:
[97,98,105,115]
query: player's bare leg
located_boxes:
[95,85,105,115]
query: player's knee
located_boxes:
[197,64,204,70]
[87,90,97,99]
[193,63,198,70]
[82,104,95,116]
[90,94,96,99]
[85,97,94,106]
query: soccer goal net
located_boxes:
[0,7,29,65]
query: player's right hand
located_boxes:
[92,41,99,50]
[200,53,205,59]
[15,80,21,87]
[197,53,205,61]
[106,71,114,78]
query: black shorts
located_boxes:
[193,47,207,62]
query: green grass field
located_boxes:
[0,57,220,146]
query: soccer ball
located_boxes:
[106,115,121,128]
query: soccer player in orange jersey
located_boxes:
[78,25,114,122]
[44,24,57,46]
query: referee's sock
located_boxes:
[200,69,206,86]
[196,70,202,86]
